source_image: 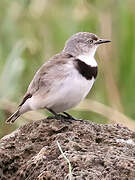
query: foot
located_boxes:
[46,108,82,122]
[63,112,82,122]
[47,113,72,123]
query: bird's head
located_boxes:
[63,32,111,57]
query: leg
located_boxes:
[46,108,72,122]
[62,112,76,120]
[46,108,68,120]
[63,112,82,121]
[46,108,58,116]
[46,108,59,119]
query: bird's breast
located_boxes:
[73,58,98,80]
[46,74,95,113]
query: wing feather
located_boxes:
[19,53,73,106]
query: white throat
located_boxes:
[77,53,97,67]
[76,47,98,67]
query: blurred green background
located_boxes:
[0,0,135,138]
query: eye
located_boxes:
[87,39,93,44]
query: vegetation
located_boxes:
[0,0,135,137]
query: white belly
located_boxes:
[45,71,95,112]
[28,69,95,112]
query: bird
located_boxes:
[6,32,111,123]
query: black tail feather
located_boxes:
[6,109,20,123]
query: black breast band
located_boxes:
[74,59,98,80]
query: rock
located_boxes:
[0,118,135,180]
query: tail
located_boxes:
[6,109,21,124]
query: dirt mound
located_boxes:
[0,118,135,180]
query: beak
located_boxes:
[95,39,111,45]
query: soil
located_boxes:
[0,118,135,180]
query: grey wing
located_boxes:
[19,53,72,106]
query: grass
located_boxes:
[57,141,72,180]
